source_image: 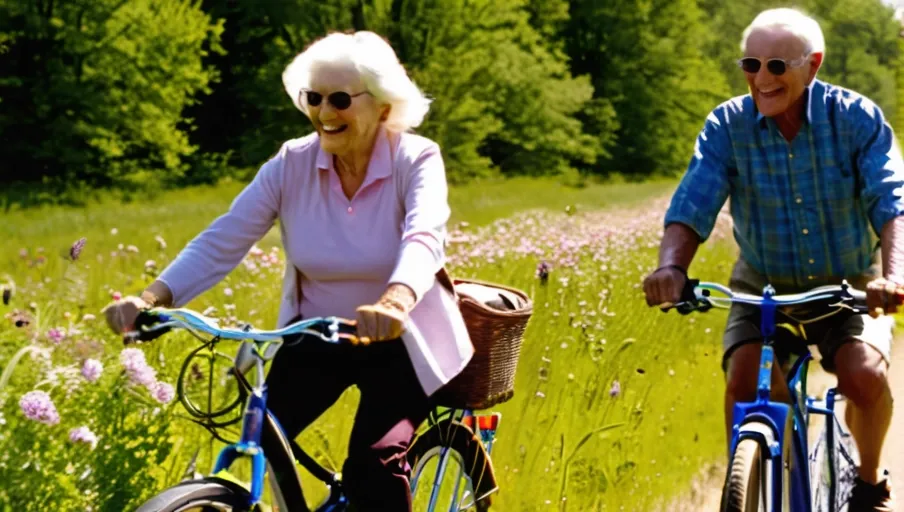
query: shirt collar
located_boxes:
[755,79,819,126]
[316,125,392,183]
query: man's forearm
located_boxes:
[658,222,702,271]
[880,215,904,281]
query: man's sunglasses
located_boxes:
[737,54,810,76]
[302,90,370,110]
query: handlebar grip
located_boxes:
[124,310,171,344]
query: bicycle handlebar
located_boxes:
[662,278,869,316]
[125,307,359,345]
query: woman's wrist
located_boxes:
[141,281,174,308]
[379,283,416,313]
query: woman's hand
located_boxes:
[355,284,416,344]
[101,281,172,336]
[101,296,150,335]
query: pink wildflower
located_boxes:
[19,390,60,425]
[81,359,103,383]
[150,382,175,404]
[46,328,65,344]
[69,426,98,448]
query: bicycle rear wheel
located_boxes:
[135,478,251,512]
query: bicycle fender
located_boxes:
[407,418,499,503]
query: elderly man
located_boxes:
[642,8,902,510]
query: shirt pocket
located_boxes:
[820,158,858,203]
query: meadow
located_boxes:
[0,176,742,511]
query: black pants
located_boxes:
[263,336,432,510]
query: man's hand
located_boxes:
[865,277,904,318]
[642,266,687,309]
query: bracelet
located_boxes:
[378,296,409,313]
[139,290,160,308]
[655,264,687,277]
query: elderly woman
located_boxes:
[103,31,473,510]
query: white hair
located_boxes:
[740,8,826,55]
[282,31,431,133]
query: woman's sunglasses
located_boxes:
[302,90,370,110]
[737,54,810,76]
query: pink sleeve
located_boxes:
[388,142,450,302]
[158,151,284,306]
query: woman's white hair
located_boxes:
[282,31,431,133]
[740,8,826,55]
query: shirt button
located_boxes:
[795,197,802,204]
[802,228,809,235]
[808,275,815,280]
[789,153,794,159]
[347,206,353,214]
[809,259,815,264]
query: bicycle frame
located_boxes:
[135,308,501,511]
[726,284,852,512]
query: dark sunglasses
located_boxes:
[737,54,810,76]
[302,90,370,110]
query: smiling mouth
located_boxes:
[758,87,784,98]
[321,124,348,134]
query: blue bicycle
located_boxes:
[125,308,501,511]
[665,278,870,512]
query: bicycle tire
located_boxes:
[407,419,498,510]
[722,438,764,512]
[134,477,251,511]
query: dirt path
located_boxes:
[665,336,904,510]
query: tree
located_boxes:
[0,0,223,190]
[564,0,730,177]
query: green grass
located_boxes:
[0,175,738,511]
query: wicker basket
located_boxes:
[432,273,533,410]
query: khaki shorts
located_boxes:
[722,258,893,373]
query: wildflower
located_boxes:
[82,313,96,322]
[46,328,65,344]
[223,287,233,297]
[81,359,103,383]
[120,348,157,387]
[150,382,175,404]
[111,291,122,301]
[19,390,60,425]
[110,228,118,235]
[69,237,87,261]
[145,260,157,271]
[536,261,550,285]
[609,380,621,398]
[69,426,98,449]
[126,245,139,254]
[19,248,28,258]
[154,235,167,250]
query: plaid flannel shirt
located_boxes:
[665,79,904,288]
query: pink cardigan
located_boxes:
[158,127,474,396]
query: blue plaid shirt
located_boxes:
[665,79,904,287]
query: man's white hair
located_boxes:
[282,31,431,133]
[740,8,826,55]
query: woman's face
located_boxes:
[305,63,388,158]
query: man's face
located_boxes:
[742,27,821,117]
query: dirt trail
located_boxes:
[664,337,904,511]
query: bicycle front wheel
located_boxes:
[135,478,251,512]
[722,438,765,512]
